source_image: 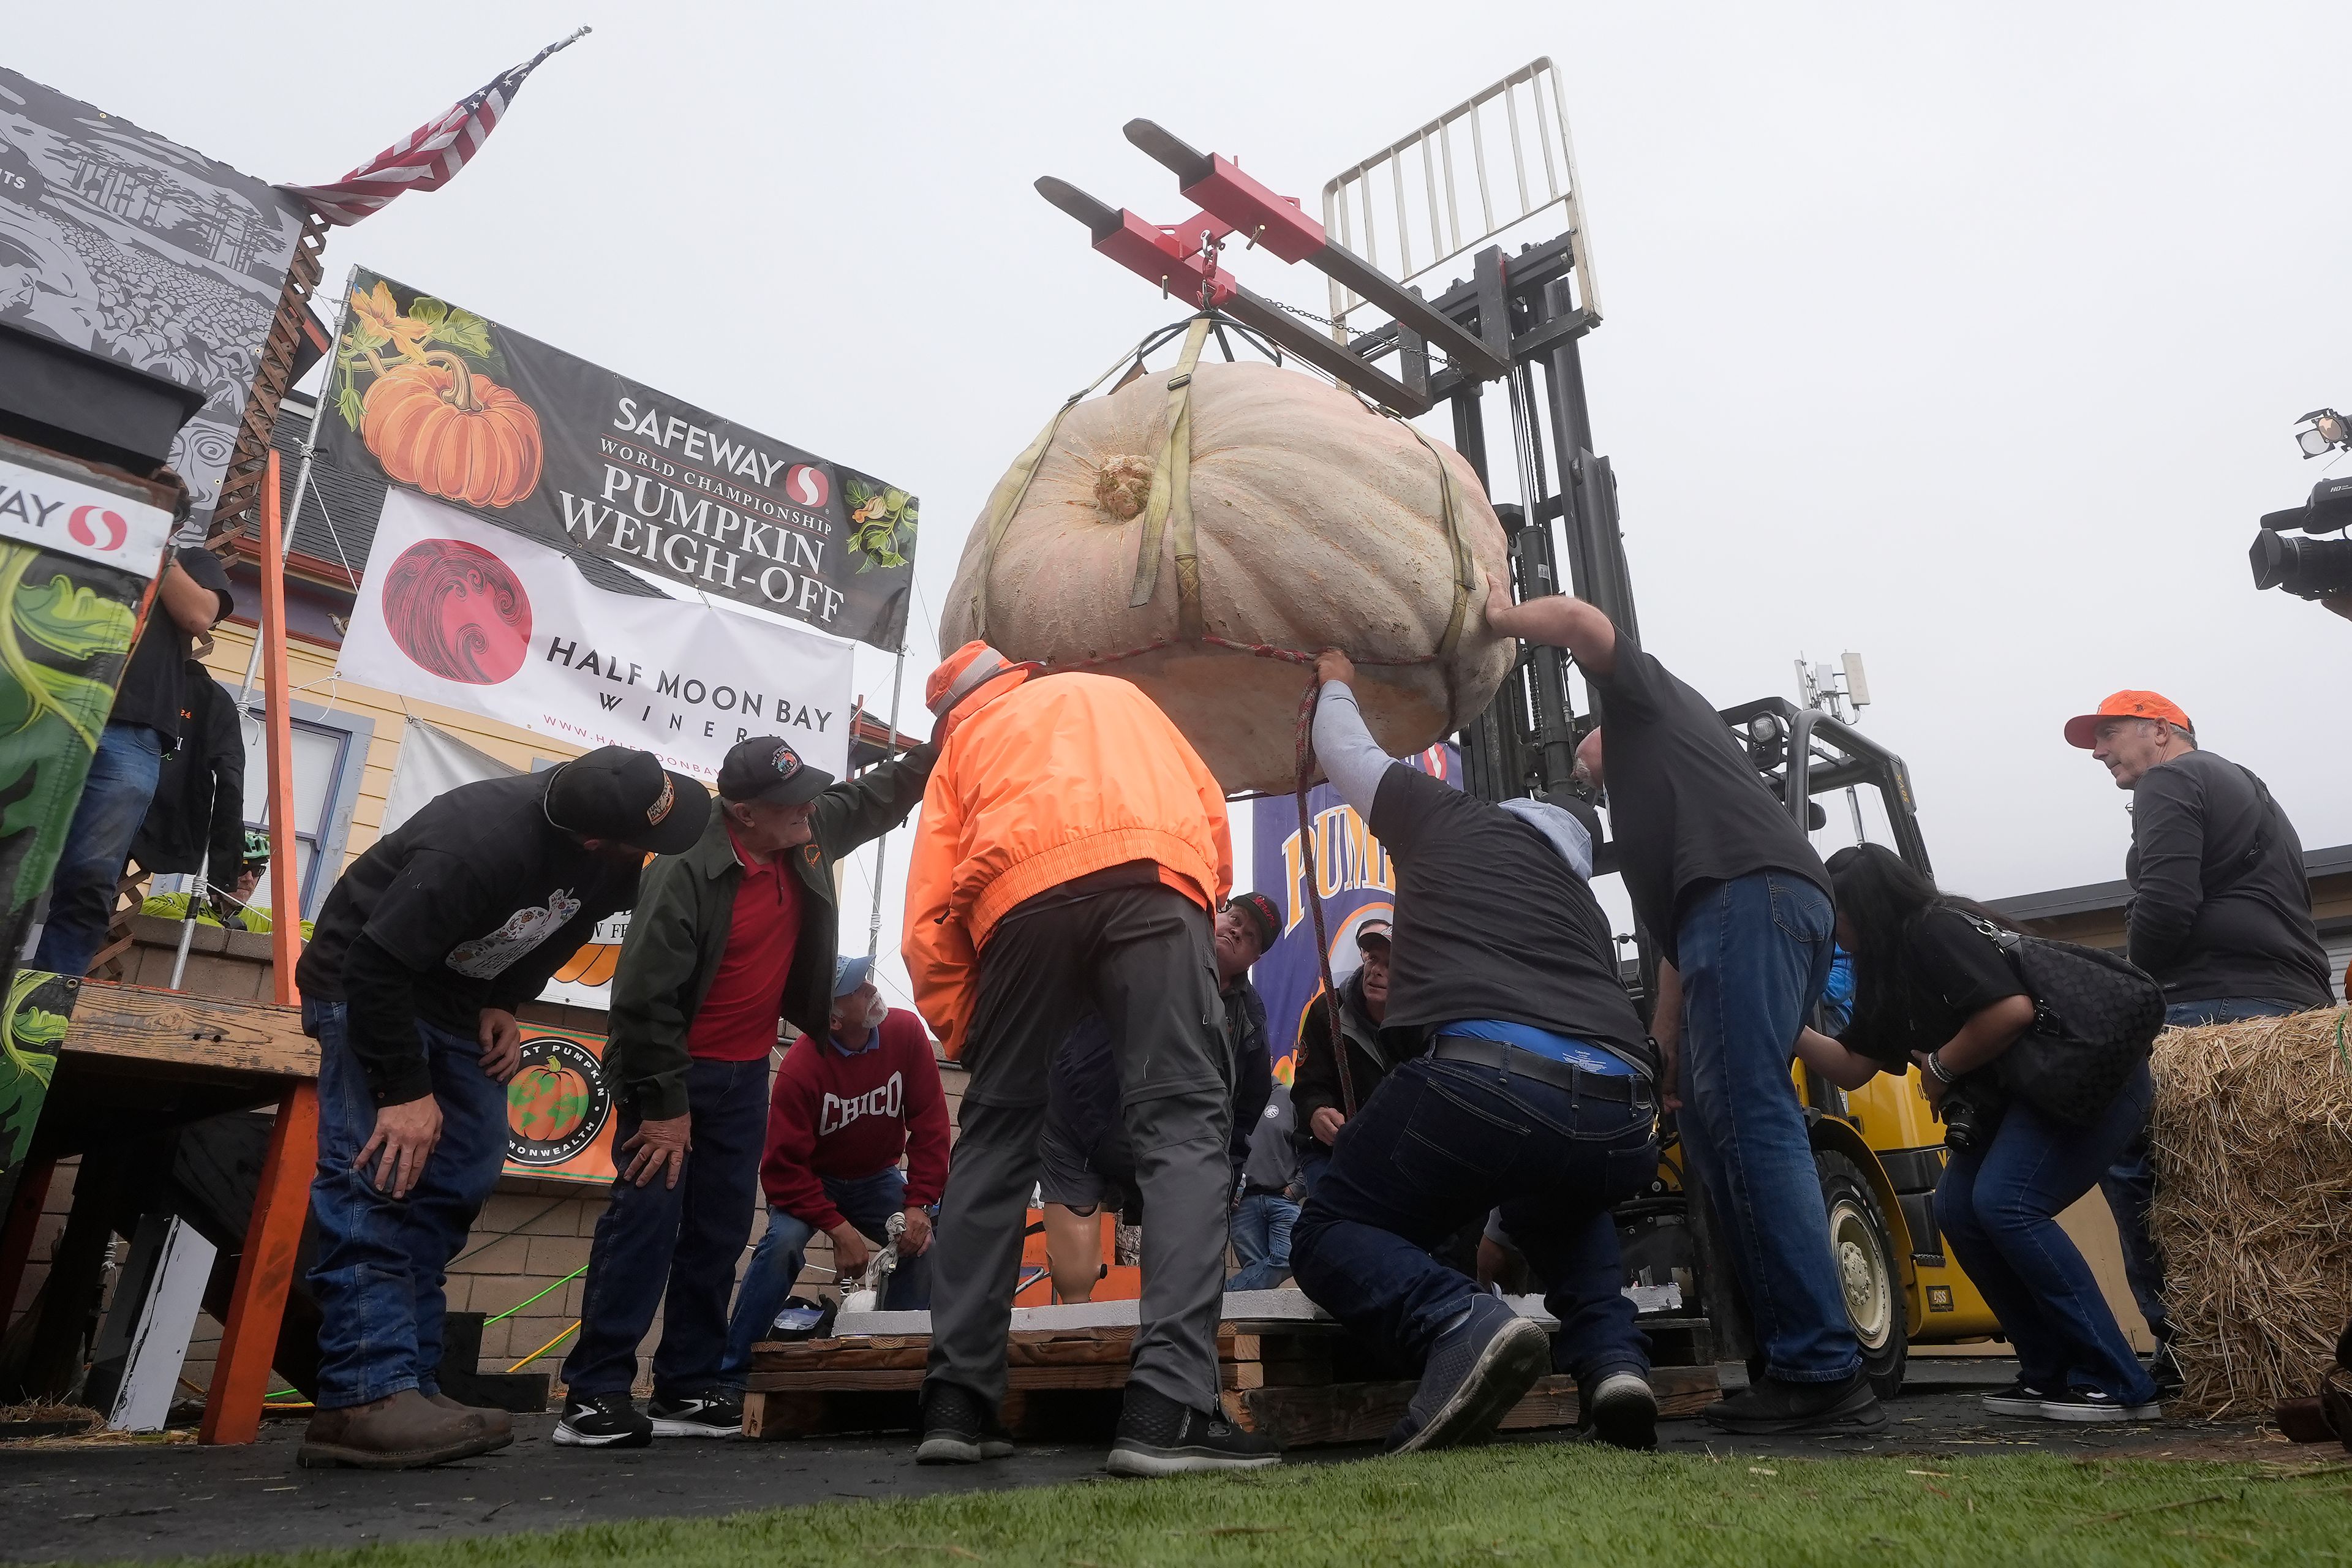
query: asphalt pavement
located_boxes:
[0,1361,2293,1564]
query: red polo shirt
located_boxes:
[684,828,804,1061]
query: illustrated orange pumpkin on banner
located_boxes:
[336,280,546,510]
[501,1025,619,1184]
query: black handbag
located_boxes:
[1959,914,2164,1125]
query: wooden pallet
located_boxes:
[740,1308,1718,1447]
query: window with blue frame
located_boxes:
[235,697,374,918]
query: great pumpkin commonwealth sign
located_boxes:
[318,268,917,650]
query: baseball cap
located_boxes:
[1226,892,1280,951]
[832,954,874,998]
[2063,691,2195,750]
[1355,917,1393,951]
[717,736,833,807]
[545,745,710,854]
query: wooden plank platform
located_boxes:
[739,1308,1717,1447]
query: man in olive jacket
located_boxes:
[557,733,935,1447]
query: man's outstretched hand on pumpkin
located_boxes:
[1314,648,1357,688]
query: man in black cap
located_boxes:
[297,745,709,1470]
[554,733,935,1448]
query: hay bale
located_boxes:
[2149,1008,2352,1419]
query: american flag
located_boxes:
[282,28,590,226]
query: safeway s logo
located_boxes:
[784,464,829,509]
[67,505,127,553]
[820,1071,903,1136]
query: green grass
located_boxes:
[168,1447,2352,1568]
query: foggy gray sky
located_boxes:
[17,2,2350,1000]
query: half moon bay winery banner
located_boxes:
[1249,744,1460,1087]
[339,489,853,781]
[318,268,918,650]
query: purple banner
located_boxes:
[1248,744,1460,1090]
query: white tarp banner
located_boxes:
[339,490,854,780]
[379,717,519,838]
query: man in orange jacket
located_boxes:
[903,641,1280,1478]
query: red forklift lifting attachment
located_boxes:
[1036,119,1520,416]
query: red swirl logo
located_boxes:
[380,538,532,685]
[67,506,127,552]
[785,464,829,508]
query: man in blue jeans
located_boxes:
[1288,650,1665,1453]
[557,736,934,1447]
[1488,582,1883,1436]
[34,546,233,977]
[1229,1085,1300,1292]
[295,747,707,1469]
[2067,689,2335,1382]
[717,957,949,1387]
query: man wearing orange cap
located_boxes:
[903,641,1280,1477]
[2065,688,2332,1379]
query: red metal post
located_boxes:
[257,449,302,1005]
[199,1083,317,1444]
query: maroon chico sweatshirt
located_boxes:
[760,1007,949,1232]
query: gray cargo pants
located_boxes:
[924,876,1232,1413]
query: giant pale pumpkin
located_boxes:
[362,352,544,510]
[941,361,1515,793]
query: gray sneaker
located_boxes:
[1387,1294,1551,1454]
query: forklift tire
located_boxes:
[1815,1150,1908,1400]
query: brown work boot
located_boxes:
[297,1389,509,1469]
[427,1390,515,1441]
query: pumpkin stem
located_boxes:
[1094,455,1153,522]
[420,349,485,413]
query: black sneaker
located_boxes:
[648,1389,744,1439]
[1583,1370,1659,1450]
[1703,1370,1889,1435]
[1980,1379,2054,1417]
[2038,1387,2162,1423]
[1387,1294,1551,1455]
[552,1390,653,1449]
[916,1381,1014,1464]
[1106,1383,1281,1476]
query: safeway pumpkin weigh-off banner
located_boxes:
[317,268,918,650]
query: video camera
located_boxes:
[2251,410,2352,600]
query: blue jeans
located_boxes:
[1290,1055,1656,1387]
[32,722,165,977]
[1939,1061,2159,1403]
[305,998,510,1409]
[1675,872,1858,1384]
[718,1166,929,1389]
[1297,1144,1332,1198]
[2099,995,2306,1342]
[560,1056,771,1400]
[1229,1193,1300,1291]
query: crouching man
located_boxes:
[297,747,709,1468]
[1288,651,1664,1453]
[905,641,1280,1477]
[717,956,950,1379]
[557,734,933,1447]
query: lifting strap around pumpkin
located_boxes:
[1399,420,1477,661]
[1125,315,1213,642]
[967,339,1153,644]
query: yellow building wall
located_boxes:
[200,624,590,879]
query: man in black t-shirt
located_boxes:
[295,746,709,1471]
[1286,650,1665,1453]
[2064,688,2332,1378]
[33,546,233,977]
[1487,584,1885,1438]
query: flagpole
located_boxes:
[867,642,908,962]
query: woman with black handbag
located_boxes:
[1791,845,2163,1422]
